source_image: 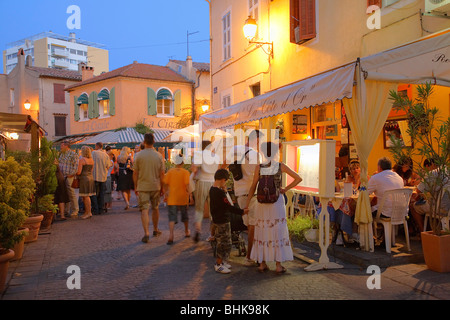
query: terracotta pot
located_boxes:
[11,227,29,261]
[0,249,15,294]
[22,214,43,243]
[421,231,450,273]
[39,210,54,230]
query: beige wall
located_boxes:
[34,38,48,68]
[87,47,109,75]
[2,51,6,74]
[69,77,193,135]
[39,77,80,141]
[209,0,450,173]
[0,74,8,112]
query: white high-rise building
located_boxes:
[3,32,108,75]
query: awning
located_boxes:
[97,89,110,101]
[77,94,89,105]
[200,62,356,130]
[0,112,46,135]
[157,89,173,100]
[56,127,174,149]
[360,29,450,86]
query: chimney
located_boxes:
[81,65,95,81]
[18,48,25,70]
[186,56,193,81]
[69,32,76,43]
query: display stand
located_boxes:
[304,197,344,272]
[283,140,344,272]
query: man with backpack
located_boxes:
[228,129,262,267]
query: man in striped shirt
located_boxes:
[59,142,79,218]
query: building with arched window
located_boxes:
[65,61,195,136]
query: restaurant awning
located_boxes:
[200,62,356,130]
[54,127,174,149]
[360,29,450,86]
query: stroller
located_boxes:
[211,211,248,258]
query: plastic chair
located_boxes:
[285,190,295,219]
[372,188,413,253]
[424,187,450,232]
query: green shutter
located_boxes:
[74,95,80,121]
[89,91,99,118]
[109,87,115,116]
[147,88,157,116]
[174,90,181,117]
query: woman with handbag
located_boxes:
[117,147,134,210]
[77,146,96,220]
[245,142,302,274]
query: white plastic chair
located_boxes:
[424,187,450,232]
[373,188,413,253]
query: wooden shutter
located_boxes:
[54,116,67,136]
[173,90,181,117]
[147,88,157,116]
[367,0,382,13]
[53,83,66,103]
[109,87,115,116]
[299,0,316,42]
[290,0,316,44]
[88,91,99,119]
[74,95,80,121]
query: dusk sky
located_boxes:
[0,0,211,70]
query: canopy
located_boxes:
[200,62,356,130]
[361,29,450,86]
[163,123,232,142]
[55,127,174,149]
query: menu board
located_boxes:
[283,139,336,198]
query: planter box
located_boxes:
[0,249,14,293]
[421,231,450,273]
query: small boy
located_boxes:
[163,154,191,244]
[209,169,248,274]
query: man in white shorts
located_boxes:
[230,130,262,266]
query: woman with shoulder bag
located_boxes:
[245,142,302,274]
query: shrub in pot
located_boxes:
[0,157,35,292]
[37,194,58,230]
[389,83,450,272]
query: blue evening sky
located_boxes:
[0,0,211,71]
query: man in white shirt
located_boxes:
[92,142,112,215]
[230,129,262,266]
[367,157,404,218]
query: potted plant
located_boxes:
[25,137,58,237]
[0,157,35,292]
[389,83,450,272]
[287,214,320,243]
[37,194,58,231]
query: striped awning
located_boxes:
[97,89,110,101]
[77,94,89,105]
[66,127,173,148]
[157,89,172,100]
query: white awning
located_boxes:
[361,29,450,86]
[200,62,356,130]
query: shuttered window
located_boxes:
[368,0,382,13]
[222,11,231,61]
[53,83,66,103]
[54,115,67,136]
[290,0,316,45]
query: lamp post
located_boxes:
[243,16,273,58]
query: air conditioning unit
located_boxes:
[425,0,450,13]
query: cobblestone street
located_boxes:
[2,196,450,305]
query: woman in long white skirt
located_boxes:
[245,142,302,274]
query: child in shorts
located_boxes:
[163,154,191,244]
[209,169,248,274]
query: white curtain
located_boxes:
[343,63,397,251]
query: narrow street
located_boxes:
[3,195,449,306]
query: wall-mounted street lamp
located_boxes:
[24,100,31,110]
[201,102,210,113]
[243,16,273,58]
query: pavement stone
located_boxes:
[1,194,450,304]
